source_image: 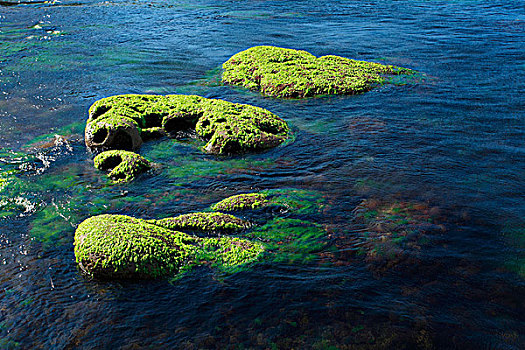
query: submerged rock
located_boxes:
[352,199,446,271]
[222,45,414,98]
[246,218,329,264]
[74,214,263,279]
[85,94,289,155]
[94,150,151,183]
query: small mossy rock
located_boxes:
[74,214,263,280]
[211,192,269,211]
[94,150,151,183]
[85,94,289,155]
[222,46,414,98]
[152,212,248,234]
[210,189,326,215]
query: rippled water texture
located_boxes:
[1,0,524,348]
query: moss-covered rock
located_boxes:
[152,212,248,234]
[210,189,326,215]
[85,94,289,155]
[74,188,333,280]
[211,192,269,211]
[74,214,263,279]
[222,46,414,98]
[94,150,151,183]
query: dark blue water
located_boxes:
[1,0,524,348]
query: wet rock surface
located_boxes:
[74,214,263,280]
[222,45,415,98]
[85,94,289,155]
[94,150,151,183]
[74,189,330,279]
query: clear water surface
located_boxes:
[0,0,524,348]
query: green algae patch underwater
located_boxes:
[209,189,331,264]
[94,150,151,183]
[222,45,415,98]
[502,225,525,279]
[74,214,263,279]
[246,218,329,264]
[0,150,43,219]
[142,138,281,187]
[85,94,289,155]
[23,121,84,150]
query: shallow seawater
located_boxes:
[1,0,524,348]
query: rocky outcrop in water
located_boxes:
[211,192,269,211]
[74,189,330,280]
[222,45,414,98]
[85,94,289,155]
[74,213,263,279]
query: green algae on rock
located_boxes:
[210,189,325,215]
[85,94,289,155]
[222,46,414,98]
[74,214,263,279]
[94,150,151,183]
[73,188,333,279]
[211,192,270,211]
[152,212,248,234]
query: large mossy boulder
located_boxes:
[85,94,289,155]
[74,214,263,279]
[222,46,414,98]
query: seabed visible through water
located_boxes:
[0,0,524,349]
